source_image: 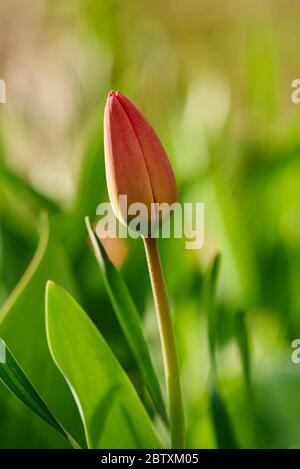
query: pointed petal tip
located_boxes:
[105,91,119,116]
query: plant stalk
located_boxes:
[143,236,185,448]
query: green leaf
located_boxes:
[46,281,163,449]
[0,213,84,448]
[0,340,79,448]
[85,217,167,424]
[234,311,257,445]
[210,384,239,449]
[235,311,251,386]
[206,253,221,370]
[204,254,238,448]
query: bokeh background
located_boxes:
[1,0,300,448]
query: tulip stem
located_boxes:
[143,236,185,449]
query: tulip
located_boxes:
[104,91,176,227]
[103,91,185,448]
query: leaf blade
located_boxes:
[85,217,167,424]
[235,311,251,386]
[210,384,238,449]
[205,253,239,448]
[206,253,221,370]
[0,340,79,448]
[46,281,163,449]
[0,213,84,448]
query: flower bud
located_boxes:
[104,91,176,230]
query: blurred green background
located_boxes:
[1,0,300,448]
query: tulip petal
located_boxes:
[115,91,176,206]
[104,92,154,223]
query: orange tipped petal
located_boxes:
[104,92,154,223]
[104,91,177,227]
[115,91,176,205]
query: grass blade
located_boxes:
[211,384,238,449]
[205,253,239,448]
[235,311,251,386]
[0,340,79,448]
[234,311,258,446]
[206,253,221,371]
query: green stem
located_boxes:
[143,237,185,448]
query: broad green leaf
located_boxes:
[211,384,238,449]
[46,281,163,449]
[85,217,167,424]
[0,340,79,448]
[206,253,221,370]
[0,213,84,448]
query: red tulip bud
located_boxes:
[104,91,176,229]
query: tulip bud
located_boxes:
[104,91,176,232]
